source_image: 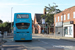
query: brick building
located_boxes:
[33,14,43,34]
[54,6,75,38]
[33,8,54,34]
[33,8,46,34]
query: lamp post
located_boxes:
[53,2,58,36]
[53,2,58,14]
[11,7,13,33]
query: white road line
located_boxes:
[1,48,4,50]
[41,41,48,44]
[38,39,48,44]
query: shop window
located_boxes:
[69,26,72,35]
[67,13,70,19]
[55,17,56,22]
[58,16,59,22]
[61,15,63,21]
[64,27,68,35]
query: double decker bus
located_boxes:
[14,13,32,41]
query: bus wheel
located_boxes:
[15,40,17,42]
[29,40,32,42]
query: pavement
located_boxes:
[4,36,13,38]
[0,35,7,45]
[0,33,12,50]
[33,33,75,42]
[0,40,7,50]
[2,45,27,50]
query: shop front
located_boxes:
[63,21,74,37]
[55,22,63,37]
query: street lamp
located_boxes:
[53,2,58,14]
[11,7,13,33]
[53,2,58,36]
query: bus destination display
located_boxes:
[17,14,29,18]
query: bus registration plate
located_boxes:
[21,38,25,40]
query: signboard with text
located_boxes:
[55,22,63,27]
[42,19,45,24]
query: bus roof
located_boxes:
[14,13,31,14]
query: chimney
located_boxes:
[44,8,46,14]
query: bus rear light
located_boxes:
[22,23,24,25]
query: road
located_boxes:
[2,34,75,50]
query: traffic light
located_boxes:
[45,24,47,28]
[46,24,47,26]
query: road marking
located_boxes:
[1,48,4,50]
[41,41,48,44]
[53,45,74,49]
[38,39,48,44]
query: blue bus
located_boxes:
[14,13,32,41]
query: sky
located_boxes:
[0,0,75,22]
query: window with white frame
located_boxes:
[67,13,70,19]
[73,12,75,18]
[55,17,56,22]
[64,14,66,20]
[58,16,59,22]
[61,15,63,21]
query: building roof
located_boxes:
[54,6,75,16]
[35,14,43,23]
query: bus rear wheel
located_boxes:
[15,40,18,42]
[29,40,32,42]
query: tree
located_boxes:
[45,4,61,14]
[45,14,54,25]
[0,20,3,23]
[41,4,61,33]
[0,22,11,34]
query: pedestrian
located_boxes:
[42,30,44,34]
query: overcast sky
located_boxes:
[0,0,75,22]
